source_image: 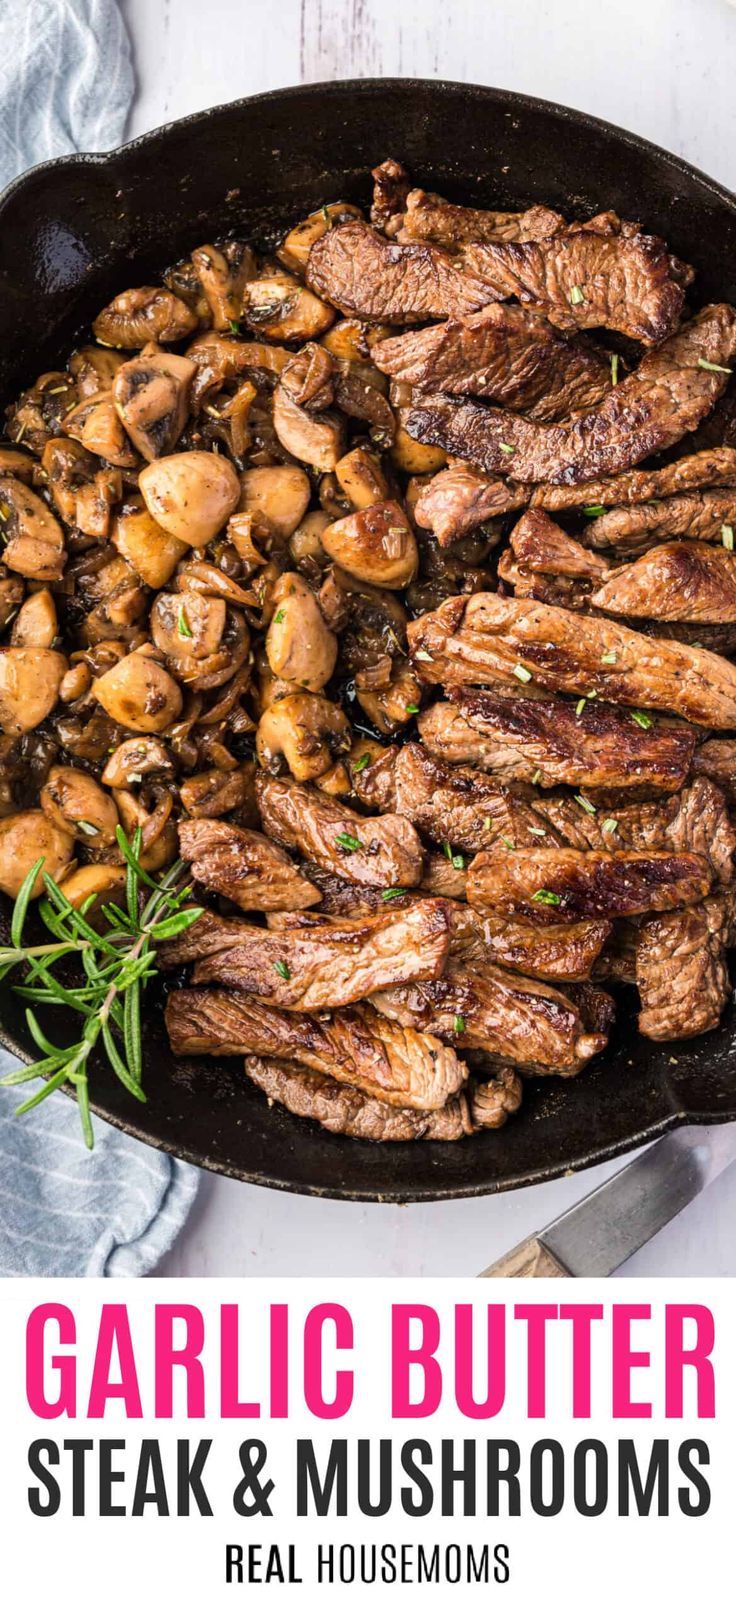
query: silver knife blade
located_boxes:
[480,1122,736,1278]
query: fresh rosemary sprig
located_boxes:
[0,827,202,1150]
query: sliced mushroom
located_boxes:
[10,589,57,649]
[191,242,257,329]
[226,511,266,573]
[272,346,345,471]
[113,349,195,461]
[278,203,363,274]
[40,765,119,846]
[321,499,418,588]
[0,647,66,734]
[93,652,183,733]
[210,378,257,458]
[0,448,35,482]
[333,365,395,446]
[0,476,65,580]
[185,330,292,413]
[356,660,424,735]
[112,783,173,855]
[59,663,92,703]
[242,269,334,342]
[391,425,447,474]
[93,287,198,348]
[266,572,337,692]
[334,445,390,509]
[239,465,311,541]
[0,569,24,632]
[42,435,122,540]
[58,863,127,912]
[69,345,126,397]
[0,810,73,898]
[151,593,249,690]
[6,372,78,455]
[179,761,257,819]
[175,559,256,606]
[140,450,240,546]
[112,504,188,588]
[289,509,331,571]
[63,391,138,468]
[102,736,173,789]
[256,691,351,782]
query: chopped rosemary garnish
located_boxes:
[513,663,532,683]
[611,353,620,386]
[453,1014,466,1035]
[382,887,408,901]
[178,605,193,639]
[0,830,203,1150]
[722,524,734,550]
[602,817,618,833]
[76,819,99,836]
[274,608,285,623]
[697,358,732,374]
[405,703,420,715]
[451,853,465,871]
[528,826,546,836]
[569,284,585,306]
[352,753,372,773]
[273,960,291,980]
[228,319,241,335]
[601,650,617,664]
[574,794,597,816]
[531,768,542,785]
[532,889,561,906]
[484,816,492,831]
[499,442,515,455]
[499,835,515,850]
[335,831,364,852]
[575,698,587,716]
[414,649,433,662]
[583,504,606,517]
[631,710,653,729]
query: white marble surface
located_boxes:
[116,0,736,1276]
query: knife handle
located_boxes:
[479,1237,571,1278]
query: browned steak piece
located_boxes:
[396,188,566,247]
[564,980,617,1036]
[392,741,563,852]
[372,305,611,420]
[404,307,736,484]
[349,745,400,811]
[429,685,696,792]
[498,511,610,608]
[593,921,639,985]
[370,158,411,234]
[590,542,736,622]
[636,897,732,1041]
[255,773,423,888]
[243,1056,522,1140]
[532,778,736,888]
[159,909,267,969]
[408,594,736,727]
[448,902,611,981]
[373,958,608,1075]
[415,446,736,545]
[466,845,711,925]
[177,818,320,912]
[305,221,491,324]
[285,863,415,917]
[462,229,690,343]
[421,852,469,900]
[583,491,736,552]
[190,900,450,1010]
[692,737,736,804]
[166,989,466,1110]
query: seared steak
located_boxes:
[372,304,611,419]
[414,446,736,546]
[590,541,736,622]
[373,958,608,1075]
[190,900,451,1009]
[448,902,611,981]
[349,745,400,811]
[423,685,696,792]
[370,158,411,234]
[243,1055,522,1140]
[508,511,609,579]
[531,777,736,887]
[403,306,736,484]
[692,737,736,804]
[421,850,469,899]
[392,740,563,851]
[636,897,731,1041]
[177,818,320,911]
[407,594,736,727]
[583,490,736,552]
[256,773,423,888]
[466,845,711,924]
[396,188,566,247]
[305,221,490,324]
[462,229,690,343]
[166,989,467,1110]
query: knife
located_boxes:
[479,1122,736,1277]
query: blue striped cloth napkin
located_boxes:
[0,0,200,1276]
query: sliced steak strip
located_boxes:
[532,778,736,888]
[404,306,736,484]
[256,773,423,888]
[243,1056,522,1140]
[190,900,450,1010]
[415,446,736,545]
[590,542,736,623]
[509,510,610,579]
[448,902,610,982]
[396,189,566,247]
[392,741,563,852]
[407,594,736,727]
[305,221,490,324]
[177,818,320,912]
[466,845,711,925]
[431,685,696,792]
[692,737,736,805]
[372,305,611,420]
[166,990,466,1110]
[159,909,266,969]
[462,229,689,343]
[583,490,736,552]
[636,897,732,1041]
[373,958,607,1075]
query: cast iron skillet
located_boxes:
[1,78,735,1201]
